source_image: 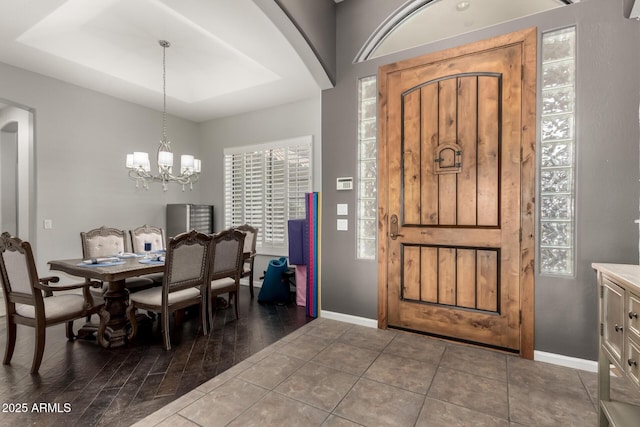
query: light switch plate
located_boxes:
[337,219,348,231]
[337,204,348,216]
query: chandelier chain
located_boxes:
[161,40,168,143]
[125,39,200,191]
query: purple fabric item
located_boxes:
[287,219,308,265]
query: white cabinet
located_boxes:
[593,263,640,426]
[602,278,625,365]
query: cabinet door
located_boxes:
[627,338,640,390]
[602,278,625,366]
[629,292,640,342]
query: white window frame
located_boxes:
[224,136,312,255]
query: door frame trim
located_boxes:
[377,27,537,359]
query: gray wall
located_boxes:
[0,61,203,277]
[322,0,640,360]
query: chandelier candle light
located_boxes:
[126,40,201,191]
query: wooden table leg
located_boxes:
[97,279,129,348]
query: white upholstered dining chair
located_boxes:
[0,232,102,374]
[130,224,166,284]
[209,228,245,322]
[126,230,213,350]
[130,224,166,253]
[80,226,155,305]
[235,224,258,298]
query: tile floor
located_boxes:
[133,318,640,427]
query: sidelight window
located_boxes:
[539,27,576,276]
[357,75,378,260]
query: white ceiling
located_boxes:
[0,0,321,122]
[0,0,575,123]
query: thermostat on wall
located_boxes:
[336,177,353,191]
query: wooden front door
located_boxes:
[378,28,537,357]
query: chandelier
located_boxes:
[125,40,201,191]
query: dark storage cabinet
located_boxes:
[166,204,214,238]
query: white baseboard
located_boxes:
[320,310,378,328]
[240,279,262,288]
[534,350,597,372]
[319,310,597,372]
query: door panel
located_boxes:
[457,77,478,227]
[378,28,537,355]
[456,248,477,309]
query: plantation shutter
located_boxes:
[287,143,311,221]
[264,147,285,246]
[224,136,312,250]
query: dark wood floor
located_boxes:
[0,286,313,426]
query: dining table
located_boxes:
[48,256,165,348]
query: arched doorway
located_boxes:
[0,103,34,317]
[1,120,18,235]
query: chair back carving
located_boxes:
[211,229,245,280]
[130,224,165,253]
[81,226,127,258]
[0,232,38,305]
[164,230,213,295]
